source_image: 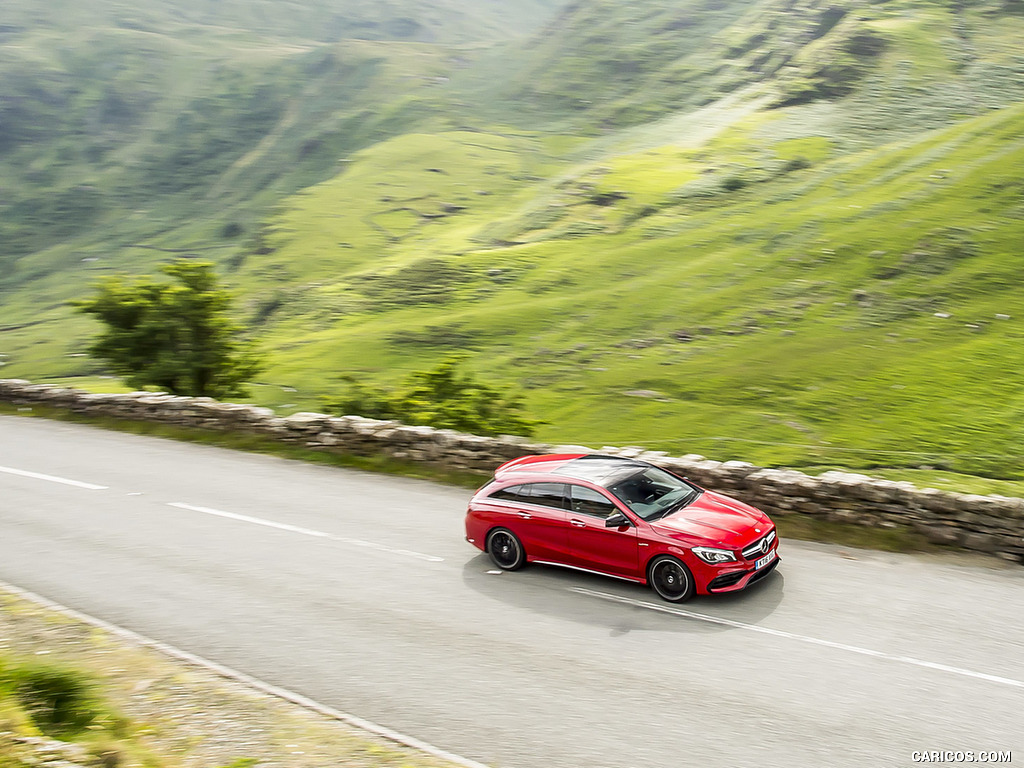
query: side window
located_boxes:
[489,484,528,502]
[569,485,617,519]
[525,483,569,510]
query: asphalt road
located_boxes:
[1,414,1022,768]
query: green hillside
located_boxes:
[3,0,1024,481]
[2,0,562,44]
[0,0,562,280]
[226,102,1024,478]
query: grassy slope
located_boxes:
[3,0,1024,482]
[2,0,564,45]
[235,102,1024,479]
[0,0,565,278]
[0,0,561,370]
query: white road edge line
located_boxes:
[571,586,1024,690]
[167,502,445,563]
[0,579,490,768]
[0,464,108,490]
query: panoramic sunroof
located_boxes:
[553,455,645,486]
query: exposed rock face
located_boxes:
[2,379,1021,563]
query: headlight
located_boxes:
[691,546,737,564]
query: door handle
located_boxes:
[517,512,532,519]
[570,519,586,527]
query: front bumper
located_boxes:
[694,538,781,594]
[705,556,780,592]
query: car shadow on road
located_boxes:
[461,554,785,635]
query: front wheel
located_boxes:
[486,528,526,571]
[648,555,695,602]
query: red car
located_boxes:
[464,454,780,602]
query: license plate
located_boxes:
[754,549,777,570]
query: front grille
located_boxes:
[707,571,747,590]
[742,529,777,560]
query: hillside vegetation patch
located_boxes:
[3,0,1024,483]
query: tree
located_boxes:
[76,259,262,398]
[325,355,540,437]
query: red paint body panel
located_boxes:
[493,453,586,478]
[650,490,766,543]
[468,501,570,562]
[565,514,638,578]
[465,454,780,597]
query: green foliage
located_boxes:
[325,356,540,436]
[76,260,262,398]
[0,658,120,739]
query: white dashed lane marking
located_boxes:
[167,502,444,563]
[572,587,1024,690]
[0,464,108,490]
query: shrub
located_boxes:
[721,175,747,192]
[0,659,117,739]
[76,260,263,398]
[325,356,540,437]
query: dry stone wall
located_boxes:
[2,379,1022,564]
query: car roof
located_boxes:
[494,454,649,488]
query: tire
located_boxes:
[648,555,695,602]
[486,527,526,571]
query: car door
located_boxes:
[566,484,639,578]
[488,482,570,561]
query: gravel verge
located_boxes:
[0,587,467,768]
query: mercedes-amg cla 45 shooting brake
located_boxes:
[464,454,780,602]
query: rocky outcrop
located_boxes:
[2,379,1021,563]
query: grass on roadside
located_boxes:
[772,515,942,554]
[0,652,160,768]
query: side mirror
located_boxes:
[605,512,631,528]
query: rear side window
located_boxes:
[489,484,528,502]
[527,483,569,510]
[487,483,569,510]
[569,485,618,519]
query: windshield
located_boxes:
[607,467,699,521]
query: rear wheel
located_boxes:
[487,528,526,571]
[648,555,695,602]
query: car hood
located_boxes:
[650,490,769,546]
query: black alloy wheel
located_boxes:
[648,555,695,602]
[487,528,526,571]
